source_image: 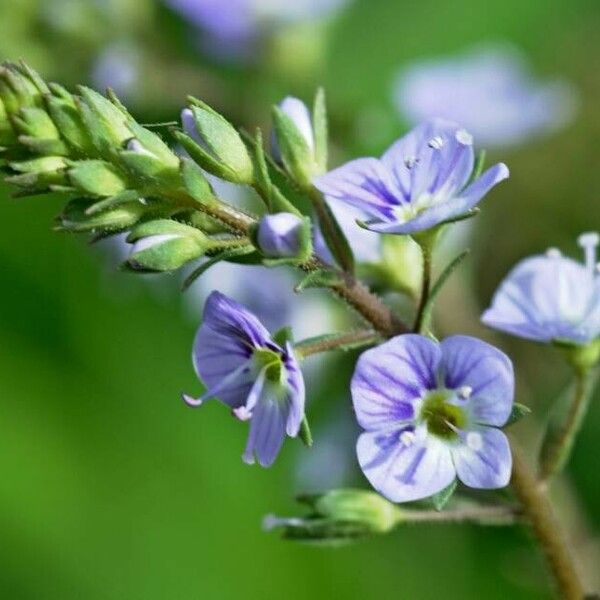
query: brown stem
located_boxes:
[510,440,586,599]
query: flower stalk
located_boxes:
[539,368,599,482]
[510,440,586,600]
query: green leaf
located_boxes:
[312,87,328,172]
[431,480,457,511]
[420,249,470,330]
[311,189,355,274]
[506,403,532,427]
[295,268,343,292]
[182,246,254,291]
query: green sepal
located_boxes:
[505,403,532,427]
[182,245,255,291]
[125,219,210,272]
[58,198,144,233]
[46,94,96,156]
[272,104,315,189]
[76,86,132,156]
[273,326,294,347]
[250,128,301,215]
[184,101,253,184]
[68,159,128,196]
[17,135,68,156]
[173,130,239,184]
[299,416,313,447]
[441,208,480,226]
[180,158,216,206]
[295,268,343,292]
[126,218,206,243]
[118,149,179,185]
[431,480,457,511]
[312,87,328,172]
[126,121,179,169]
[12,106,60,139]
[10,155,67,174]
[85,190,140,216]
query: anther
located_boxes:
[545,247,562,259]
[428,135,444,150]
[457,386,472,400]
[400,430,416,447]
[466,432,483,451]
[455,129,473,145]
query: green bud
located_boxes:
[46,92,96,155]
[68,160,128,196]
[7,156,68,191]
[125,219,211,272]
[266,489,402,543]
[179,102,253,184]
[0,63,45,115]
[77,86,132,156]
[59,198,144,233]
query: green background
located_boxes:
[1,0,599,598]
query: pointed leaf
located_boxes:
[431,480,457,511]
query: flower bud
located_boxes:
[68,159,128,197]
[271,94,325,189]
[256,212,310,259]
[125,219,211,272]
[179,101,253,184]
[264,489,402,543]
[59,198,144,233]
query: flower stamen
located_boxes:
[577,231,599,277]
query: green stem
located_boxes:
[540,369,598,482]
[401,505,520,526]
[413,242,433,333]
[295,329,379,358]
[510,440,586,600]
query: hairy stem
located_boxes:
[295,329,379,358]
[539,368,598,482]
[402,505,520,526]
[510,440,586,599]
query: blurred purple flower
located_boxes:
[482,233,600,345]
[166,0,350,61]
[314,119,508,236]
[394,44,577,148]
[352,334,514,502]
[184,291,305,467]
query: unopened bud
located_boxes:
[126,219,211,272]
[179,102,253,184]
[256,212,310,260]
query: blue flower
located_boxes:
[394,44,577,148]
[352,334,514,502]
[313,119,509,236]
[482,233,600,345]
[183,291,305,467]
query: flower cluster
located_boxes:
[2,62,599,583]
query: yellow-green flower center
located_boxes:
[253,348,284,383]
[419,390,467,440]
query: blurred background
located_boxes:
[1,0,599,598]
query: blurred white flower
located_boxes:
[394,44,577,148]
